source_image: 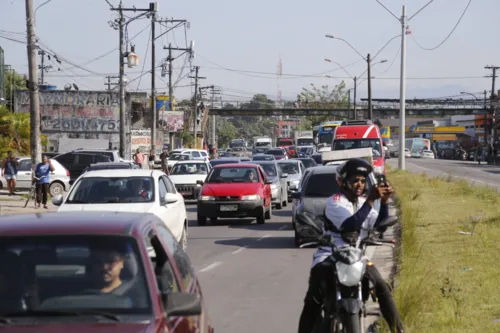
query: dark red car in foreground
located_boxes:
[196,163,272,225]
[0,211,213,333]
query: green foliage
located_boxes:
[299,81,349,126]
[216,118,238,147]
[239,94,274,109]
[3,71,26,111]
[0,106,31,158]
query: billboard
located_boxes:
[158,110,184,133]
[150,95,176,111]
[380,126,390,142]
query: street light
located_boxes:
[325,35,390,119]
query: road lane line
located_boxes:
[257,234,271,242]
[232,246,247,255]
[198,261,222,273]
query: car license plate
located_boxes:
[220,205,238,212]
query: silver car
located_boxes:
[277,159,306,202]
[252,160,288,209]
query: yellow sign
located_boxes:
[412,126,465,133]
[380,126,390,139]
[433,134,457,141]
[149,95,177,111]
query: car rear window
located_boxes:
[208,167,259,183]
[266,150,283,156]
[304,173,340,197]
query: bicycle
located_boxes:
[24,176,45,208]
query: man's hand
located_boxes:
[378,185,394,204]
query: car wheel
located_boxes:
[265,202,272,220]
[197,214,207,226]
[49,181,64,197]
[257,207,266,224]
[181,225,188,250]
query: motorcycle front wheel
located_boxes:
[342,313,361,333]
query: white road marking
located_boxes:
[257,234,271,242]
[198,261,222,273]
[232,246,247,255]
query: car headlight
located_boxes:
[241,194,260,200]
[373,166,384,174]
[199,195,215,201]
[335,260,367,287]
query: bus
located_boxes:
[405,138,431,157]
[317,121,343,146]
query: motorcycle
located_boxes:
[295,211,398,333]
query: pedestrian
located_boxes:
[148,149,155,169]
[132,148,144,168]
[34,155,54,209]
[159,148,169,174]
[1,151,19,196]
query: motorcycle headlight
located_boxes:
[241,194,260,200]
[373,166,384,174]
[199,195,215,201]
[335,260,367,287]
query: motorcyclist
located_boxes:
[297,158,404,333]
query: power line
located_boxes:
[411,0,473,51]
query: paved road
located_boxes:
[186,202,394,333]
[387,158,500,190]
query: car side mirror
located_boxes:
[196,180,204,185]
[52,194,64,206]
[162,193,178,204]
[164,292,202,317]
[264,180,273,185]
[291,192,301,200]
[280,173,288,178]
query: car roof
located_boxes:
[80,169,161,178]
[90,162,133,167]
[175,160,207,164]
[0,212,158,236]
[309,165,338,174]
[276,159,298,163]
[213,163,259,168]
[251,160,277,164]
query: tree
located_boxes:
[216,118,237,147]
[298,81,349,128]
[0,106,30,158]
[239,94,275,109]
[3,71,26,111]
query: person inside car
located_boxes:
[89,249,126,294]
[138,179,153,200]
[297,158,404,333]
[244,170,257,182]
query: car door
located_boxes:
[157,175,184,241]
[143,227,193,332]
[276,163,287,196]
[16,159,33,188]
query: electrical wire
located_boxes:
[411,0,473,51]
[374,46,400,74]
[135,26,151,92]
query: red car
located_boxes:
[0,211,213,333]
[196,163,273,225]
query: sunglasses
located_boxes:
[349,177,366,184]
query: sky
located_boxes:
[0,0,498,104]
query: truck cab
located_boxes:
[331,120,386,174]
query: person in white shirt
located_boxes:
[297,158,404,333]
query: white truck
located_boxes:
[253,136,272,149]
[294,130,314,147]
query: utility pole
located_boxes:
[150,5,157,154]
[485,66,499,150]
[110,2,154,159]
[353,76,357,120]
[367,53,373,120]
[188,66,206,148]
[37,50,51,85]
[25,0,42,165]
[104,75,119,91]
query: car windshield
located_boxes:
[266,150,284,156]
[298,159,317,168]
[253,147,268,154]
[277,162,299,175]
[252,155,274,161]
[333,139,382,157]
[0,235,151,316]
[255,164,277,177]
[169,154,183,160]
[171,163,208,175]
[66,177,155,204]
[304,173,340,197]
[255,142,270,147]
[207,167,259,183]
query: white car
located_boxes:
[404,148,411,158]
[169,160,212,200]
[420,150,435,159]
[0,157,70,196]
[51,169,188,249]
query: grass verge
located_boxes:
[386,168,500,332]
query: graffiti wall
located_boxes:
[16,91,120,133]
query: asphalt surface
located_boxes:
[386,157,500,190]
